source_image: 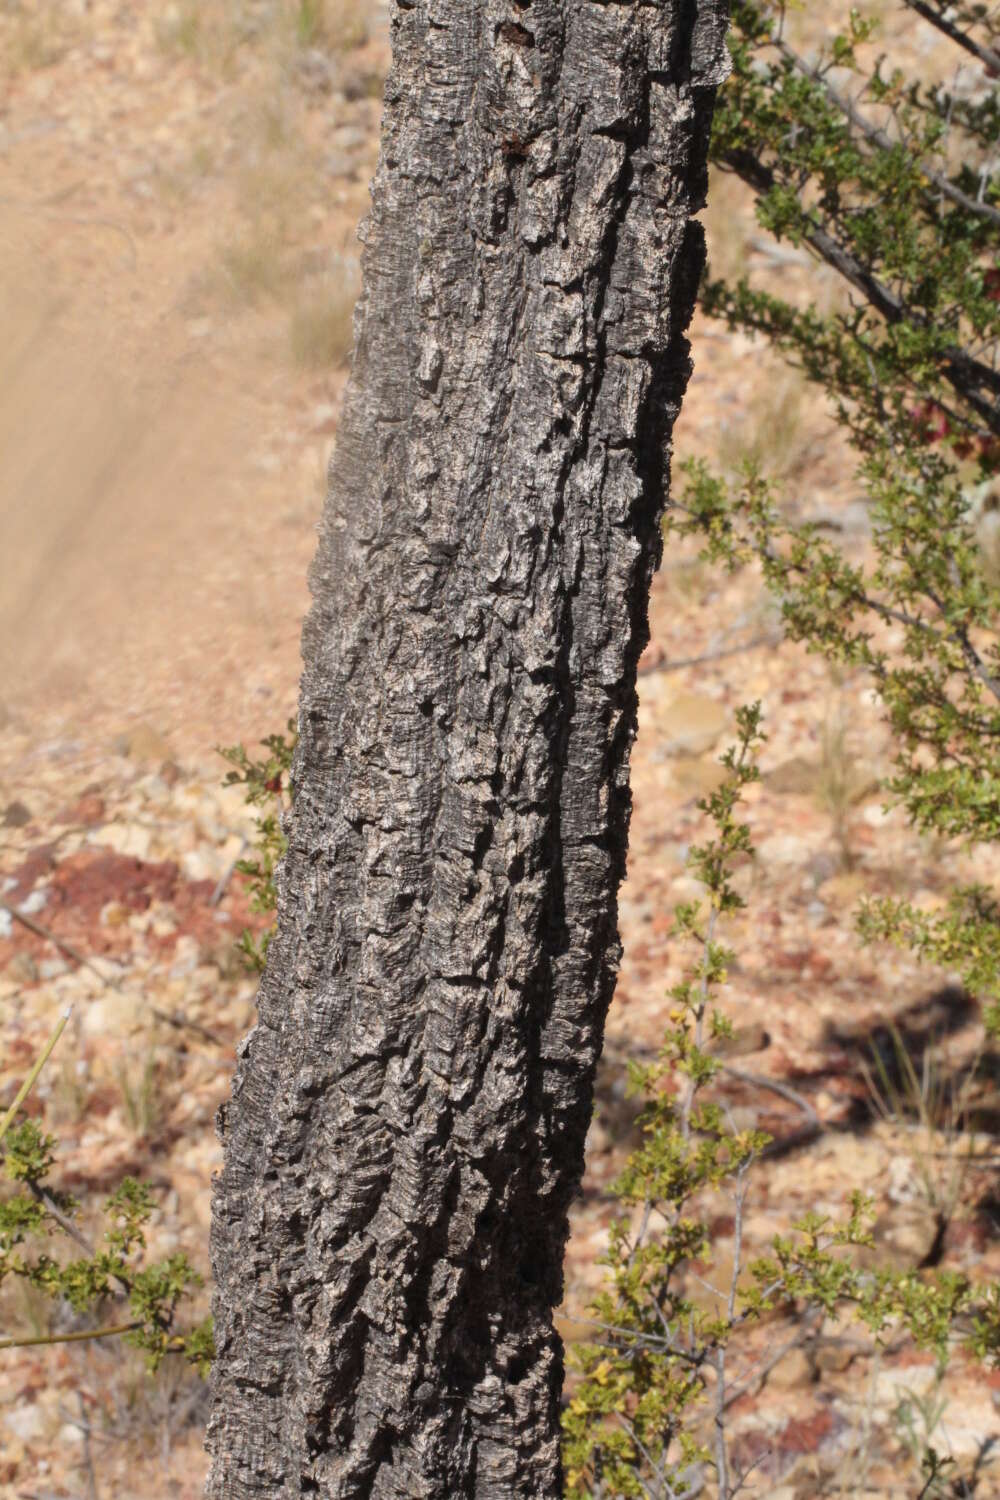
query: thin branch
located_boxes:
[210,836,248,906]
[28,1181,94,1256]
[0,1006,73,1145]
[716,147,1000,431]
[721,1064,823,1135]
[0,1321,139,1351]
[571,1316,705,1364]
[639,633,782,678]
[0,899,124,991]
[714,1343,731,1500]
[902,0,1000,73]
[79,1391,101,1500]
[722,1306,823,1411]
[773,35,1000,229]
[2,899,225,1044]
[149,1006,224,1047]
[613,1411,680,1500]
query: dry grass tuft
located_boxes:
[217,225,290,304]
[289,262,360,368]
[291,0,369,51]
[717,364,818,484]
[1,0,78,79]
[152,0,262,76]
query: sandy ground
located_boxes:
[2,3,999,1497]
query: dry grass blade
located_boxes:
[0,1004,73,1145]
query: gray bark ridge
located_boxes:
[207,3,730,1497]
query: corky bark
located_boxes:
[207,3,730,1496]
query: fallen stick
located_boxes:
[210,836,248,907]
[639,633,782,677]
[0,899,123,991]
[2,899,224,1046]
[150,1005,223,1047]
[721,1062,824,1156]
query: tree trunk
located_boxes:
[206,3,730,1496]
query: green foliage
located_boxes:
[563,710,770,1498]
[562,721,1000,1497]
[677,0,1000,1046]
[860,885,1000,1037]
[219,718,297,970]
[709,2,1000,460]
[0,1027,210,1375]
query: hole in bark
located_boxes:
[418,697,433,717]
[507,1352,531,1384]
[472,822,495,866]
[519,1256,541,1286]
[508,852,525,884]
[496,20,534,47]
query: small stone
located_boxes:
[60,793,105,826]
[818,870,869,909]
[3,1403,45,1442]
[82,990,140,1035]
[767,755,822,795]
[324,150,358,180]
[866,1205,943,1270]
[310,402,338,430]
[670,755,729,799]
[6,952,39,985]
[89,821,153,861]
[653,691,729,757]
[37,957,69,979]
[710,1021,770,1058]
[887,1155,925,1206]
[756,832,809,865]
[585,1118,612,1156]
[111,723,173,762]
[181,847,224,882]
[766,1347,813,1391]
[2,800,32,828]
[814,1339,857,1374]
[331,124,369,152]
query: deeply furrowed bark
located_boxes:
[207,3,730,1496]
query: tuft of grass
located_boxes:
[288,267,359,369]
[717,364,816,484]
[217,224,289,305]
[818,706,857,873]
[153,0,247,75]
[861,1022,980,1221]
[292,0,369,51]
[2,3,72,78]
[154,2,203,59]
[116,1046,166,1141]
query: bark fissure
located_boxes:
[207,3,730,1496]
